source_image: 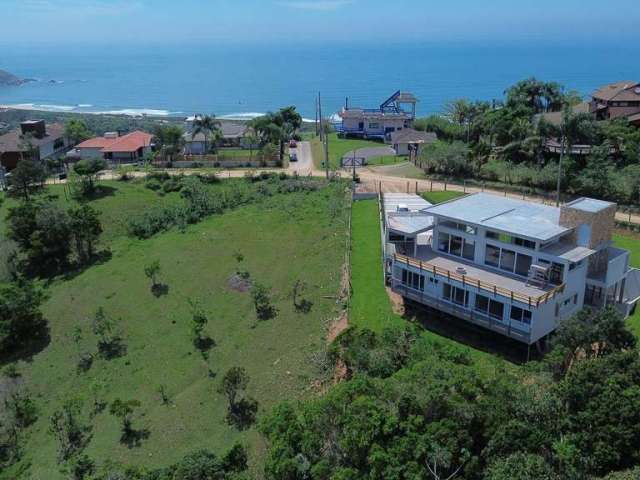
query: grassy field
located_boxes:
[349,199,515,370]
[366,161,428,179]
[614,232,640,337]
[1,180,348,479]
[366,154,407,166]
[421,190,467,204]
[311,133,384,169]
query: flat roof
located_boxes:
[384,193,434,235]
[541,243,595,263]
[384,193,431,213]
[424,192,569,241]
[565,197,615,213]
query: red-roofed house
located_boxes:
[72,131,154,163]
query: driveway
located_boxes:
[342,146,396,166]
[287,141,315,175]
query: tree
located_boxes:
[68,205,103,264]
[192,115,222,154]
[72,158,106,194]
[218,367,258,429]
[49,401,93,463]
[547,307,636,377]
[109,399,142,444]
[251,282,277,321]
[64,119,92,146]
[189,300,207,341]
[420,140,471,177]
[554,108,597,204]
[153,124,185,162]
[8,159,47,201]
[0,280,47,354]
[144,260,161,289]
[92,307,125,359]
[506,78,564,114]
[486,452,557,480]
[218,367,249,408]
[7,201,73,275]
[250,107,302,160]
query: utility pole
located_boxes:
[556,131,565,207]
[315,95,319,137]
[318,92,329,179]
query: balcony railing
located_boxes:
[394,253,565,308]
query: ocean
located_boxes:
[0,42,638,120]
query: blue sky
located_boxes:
[1,0,639,46]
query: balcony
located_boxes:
[393,247,565,308]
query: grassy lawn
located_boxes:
[421,190,467,204]
[2,181,347,479]
[366,155,406,166]
[614,232,640,337]
[366,161,428,179]
[350,199,514,371]
[311,133,384,169]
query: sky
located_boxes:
[1,0,639,46]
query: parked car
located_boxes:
[289,139,297,148]
[290,152,298,162]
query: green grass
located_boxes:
[3,182,347,479]
[366,155,406,166]
[350,200,404,331]
[421,190,467,204]
[614,232,640,337]
[366,161,428,179]
[311,133,384,169]
[350,199,513,371]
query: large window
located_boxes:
[368,122,380,129]
[401,269,425,291]
[515,254,533,277]
[485,245,500,267]
[474,294,504,320]
[438,232,475,261]
[510,306,532,325]
[443,284,468,306]
[485,244,533,278]
[499,249,516,272]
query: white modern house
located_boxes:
[383,192,640,345]
[338,91,418,139]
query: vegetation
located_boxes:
[311,132,384,169]
[420,190,467,204]
[0,177,348,478]
[414,77,640,204]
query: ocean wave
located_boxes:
[218,112,266,121]
[77,104,93,108]
[96,108,172,116]
[38,104,77,111]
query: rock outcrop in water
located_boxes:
[0,69,33,86]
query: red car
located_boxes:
[289,139,297,149]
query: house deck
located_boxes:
[397,246,563,306]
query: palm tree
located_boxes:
[555,108,596,205]
[192,115,222,154]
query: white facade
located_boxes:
[383,193,637,345]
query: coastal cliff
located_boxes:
[0,69,31,86]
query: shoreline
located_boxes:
[0,103,316,122]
